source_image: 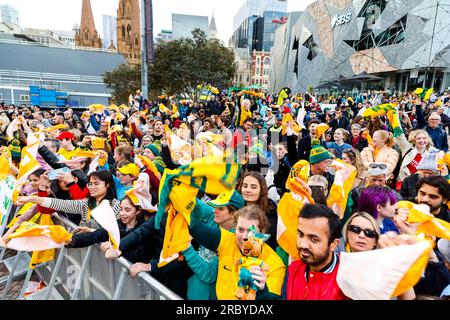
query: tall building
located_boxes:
[233,0,287,33]
[209,12,217,39]
[233,48,252,87]
[0,5,20,27]
[23,28,66,46]
[232,0,288,53]
[117,0,141,65]
[75,0,102,48]
[103,15,117,50]
[172,13,209,39]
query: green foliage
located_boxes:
[103,64,141,104]
[103,29,236,103]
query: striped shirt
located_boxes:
[42,198,120,227]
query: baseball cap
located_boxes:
[118,163,140,177]
[208,190,245,209]
[56,131,75,141]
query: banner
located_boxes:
[0,175,16,236]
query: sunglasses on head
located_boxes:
[348,225,378,239]
[369,163,387,170]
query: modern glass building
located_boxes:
[233,0,287,32]
[103,15,118,49]
[172,13,209,40]
[0,5,20,27]
[269,0,450,94]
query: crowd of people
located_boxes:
[0,87,449,300]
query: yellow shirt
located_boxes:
[215,228,286,300]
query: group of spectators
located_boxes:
[0,87,449,300]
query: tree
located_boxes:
[103,29,236,104]
[103,64,141,104]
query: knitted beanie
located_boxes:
[309,139,333,164]
[144,142,161,157]
[417,150,439,173]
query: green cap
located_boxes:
[208,190,245,209]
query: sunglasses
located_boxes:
[369,163,387,170]
[348,225,378,239]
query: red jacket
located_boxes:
[285,253,348,300]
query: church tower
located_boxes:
[117,0,141,64]
[75,0,102,48]
[209,11,217,39]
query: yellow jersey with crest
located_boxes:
[215,228,286,300]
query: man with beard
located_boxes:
[282,204,348,300]
[415,176,450,222]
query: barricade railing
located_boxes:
[1,211,182,300]
[41,214,182,300]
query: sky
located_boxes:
[0,0,316,44]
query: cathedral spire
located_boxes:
[75,0,102,48]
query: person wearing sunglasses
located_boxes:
[337,212,416,300]
[340,212,380,253]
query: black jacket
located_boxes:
[68,219,154,263]
[414,250,450,297]
[329,117,350,131]
[118,215,193,299]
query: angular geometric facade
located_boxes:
[270,0,450,93]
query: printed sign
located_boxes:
[0,175,16,235]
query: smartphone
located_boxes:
[48,167,71,180]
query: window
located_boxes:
[135,35,139,46]
[303,36,319,61]
[256,68,260,75]
[257,57,261,65]
[122,25,126,38]
[0,93,3,101]
[264,57,271,65]
[20,94,30,102]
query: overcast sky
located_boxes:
[0,0,316,44]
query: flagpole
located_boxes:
[140,0,148,100]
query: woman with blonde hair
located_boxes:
[340,212,380,253]
[394,129,445,188]
[342,148,367,188]
[360,130,399,179]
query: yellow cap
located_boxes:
[118,163,140,177]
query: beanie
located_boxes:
[309,139,333,164]
[417,150,439,173]
[144,143,161,157]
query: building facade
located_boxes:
[233,0,288,33]
[251,51,271,90]
[0,5,20,27]
[233,48,252,88]
[103,15,118,50]
[172,13,209,39]
[75,0,102,48]
[269,0,450,94]
[157,30,174,42]
[0,35,127,107]
[117,0,141,64]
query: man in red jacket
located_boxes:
[282,204,348,300]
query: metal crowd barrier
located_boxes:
[1,212,182,300]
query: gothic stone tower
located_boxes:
[75,0,102,48]
[117,0,141,64]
